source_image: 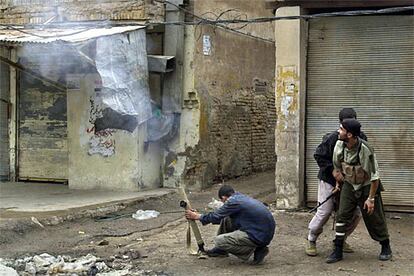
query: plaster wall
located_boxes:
[192,0,274,41]
[274,7,307,208]
[67,74,161,191]
[163,25,201,188]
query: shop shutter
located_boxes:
[18,55,68,181]
[306,16,414,211]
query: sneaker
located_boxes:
[205,247,229,257]
[379,240,392,261]
[306,241,317,256]
[332,240,354,253]
[252,247,269,265]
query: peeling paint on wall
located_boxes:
[276,65,299,131]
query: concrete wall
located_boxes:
[274,7,307,208]
[164,0,276,190]
[0,0,164,24]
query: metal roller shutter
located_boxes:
[306,16,414,211]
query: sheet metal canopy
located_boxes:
[0,25,145,44]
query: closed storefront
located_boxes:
[306,16,414,211]
[17,48,68,181]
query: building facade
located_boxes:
[0,0,276,191]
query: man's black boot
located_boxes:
[252,246,269,265]
[379,239,392,261]
[206,247,229,257]
[326,239,343,264]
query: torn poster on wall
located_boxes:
[87,94,116,157]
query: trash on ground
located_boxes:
[31,217,45,229]
[338,267,357,272]
[132,210,160,220]
[391,216,402,220]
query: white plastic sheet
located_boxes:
[95,29,151,124]
[132,210,160,220]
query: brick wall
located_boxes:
[0,0,164,24]
[176,0,276,189]
[208,88,276,181]
[183,84,276,188]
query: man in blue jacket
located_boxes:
[185,185,276,265]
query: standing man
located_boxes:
[327,118,392,263]
[185,185,276,265]
[306,108,364,256]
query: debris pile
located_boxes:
[0,253,172,276]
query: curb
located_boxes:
[0,189,178,235]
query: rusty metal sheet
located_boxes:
[0,25,145,44]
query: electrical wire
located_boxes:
[0,2,412,43]
[153,0,275,43]
[150,5,414,25]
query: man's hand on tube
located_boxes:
[185,209,201,221]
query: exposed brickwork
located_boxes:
[0,0,164,24]
[207,88,276,182]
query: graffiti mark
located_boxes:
[87,95,116,157]
[88,135,115,157]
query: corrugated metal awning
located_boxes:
[0,25,145,44]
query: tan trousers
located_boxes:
[214,217,257,260]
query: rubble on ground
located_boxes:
[207,198,223,210]
[0,253,172,276]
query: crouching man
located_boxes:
[185,185,276,265]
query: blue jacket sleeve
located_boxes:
[199,198,241,225]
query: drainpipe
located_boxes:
[9,48,17,181]
[162,0,185,113]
